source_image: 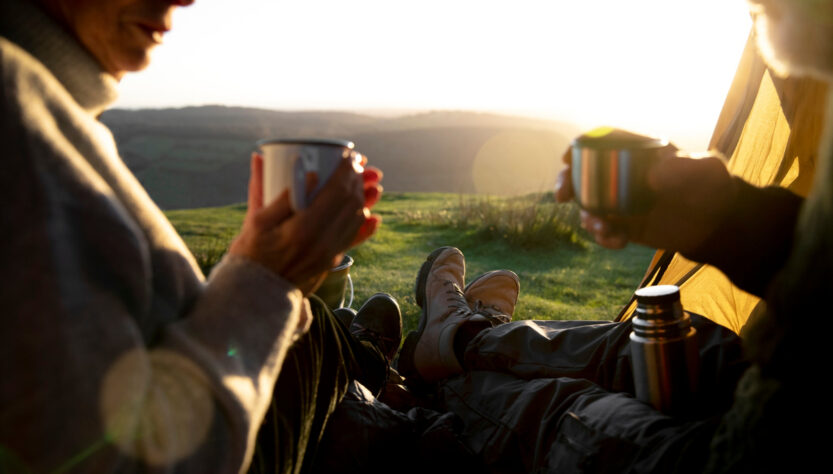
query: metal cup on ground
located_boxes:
[313,255,354,311]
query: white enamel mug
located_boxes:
[257,138,362,210]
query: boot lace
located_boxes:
[443,282,510,325]
[350,323,400,361]
[444,281,471,315]
[471,299,511,325]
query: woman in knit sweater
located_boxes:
[0,0,385,472]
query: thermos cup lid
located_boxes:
[572,127,667,150]
[635,285,680,305]
[256,138,355,149]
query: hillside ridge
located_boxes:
[101,106,581,209]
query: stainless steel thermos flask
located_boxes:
[630,285,699,415]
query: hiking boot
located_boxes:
[349,293,402,363]
[333,307,357,329]
[398,247,491,384]
[465,270,520,324]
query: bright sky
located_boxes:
[116,0,753,151]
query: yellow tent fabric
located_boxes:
[615,33,828,335]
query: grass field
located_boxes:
[166,192,655,334]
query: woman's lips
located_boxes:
[135,21,169,44]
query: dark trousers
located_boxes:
[247,296,387,474]
[441,315,748,473]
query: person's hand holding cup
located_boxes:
[555,127,736,254]
[229,139,382,296]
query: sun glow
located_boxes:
[118,0,752,150]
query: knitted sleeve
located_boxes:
[0,39,304,473]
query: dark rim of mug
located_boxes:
[572,128,667,149]
[572,137,668,149]
[635,285,680,305]
[331,255,354,272]
[256,138,355,149]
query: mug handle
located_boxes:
[344,274,354,309]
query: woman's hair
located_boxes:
[748,0,833,81]
[743,1,833,375]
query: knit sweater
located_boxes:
[0,1,306,472]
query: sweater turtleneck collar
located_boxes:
[0,0,119,117]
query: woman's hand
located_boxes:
[556,147,737,254]
[229,152,383,295]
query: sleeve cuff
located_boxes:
[180,253,305,362]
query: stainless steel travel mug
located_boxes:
[571,127,671,215]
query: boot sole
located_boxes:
[396,246,454,387]
[414,246,455,310]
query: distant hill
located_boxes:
[101,106,581,209]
